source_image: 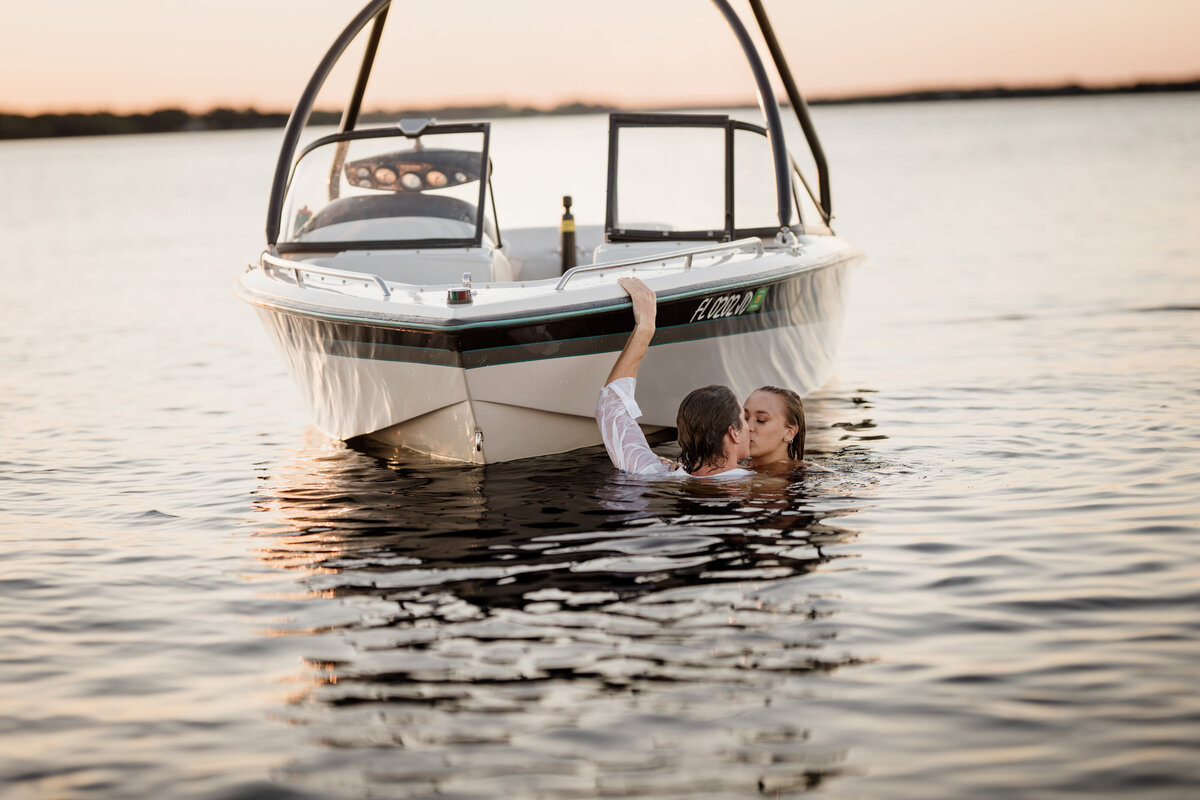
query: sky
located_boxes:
[2,0,1199,115]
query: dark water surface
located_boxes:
[2,95,1199,798]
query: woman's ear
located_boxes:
[784,423,799,443]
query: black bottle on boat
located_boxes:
[560,195,576,273]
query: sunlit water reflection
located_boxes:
[244,393,880,798]
[2,95,1199,798]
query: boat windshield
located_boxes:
[278,124,493,251]
[606,113,799,242]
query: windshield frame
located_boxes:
[604,113,800,244]
[275,121,493,254]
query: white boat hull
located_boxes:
[241,239,856,464]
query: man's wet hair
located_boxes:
[677,385,743,473]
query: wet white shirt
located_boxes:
[595,377,754,479]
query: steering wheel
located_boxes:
[302,193,478,232]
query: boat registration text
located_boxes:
[689,286,769,323]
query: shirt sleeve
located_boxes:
[595,377,671,476]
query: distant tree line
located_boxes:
[809,78,1200,106]
[0,103,618,140]
[0,108,292,140]
[2,81,1196,140]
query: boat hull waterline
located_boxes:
[237,243,858,464]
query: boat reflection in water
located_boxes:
[247,398,876,797]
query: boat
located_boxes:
[234,0,863,465]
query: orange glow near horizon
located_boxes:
[1,0,1198,116]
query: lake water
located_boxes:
[1,94,1198,799]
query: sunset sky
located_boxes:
[2,0,1198,115]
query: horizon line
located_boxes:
[2,77,1197,140]
[4,74,1199,118]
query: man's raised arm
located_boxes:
[605,277,656,385]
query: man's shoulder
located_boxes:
[673,466,755,480]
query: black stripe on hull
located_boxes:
[265,263,846,369]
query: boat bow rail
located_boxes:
[555,238,764,290]
[253,237,778,302]
[260,252,392,299]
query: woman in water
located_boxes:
[743,386,806,470]
[596,277,753,479]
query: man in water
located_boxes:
[595,277,753,479]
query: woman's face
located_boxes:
[743,390,798,463]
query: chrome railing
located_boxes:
[258,237,768,299]
[260,252,392,299]
[554,237,764,291]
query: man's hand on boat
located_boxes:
[618,277,656,332]
[605,277,656,386]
